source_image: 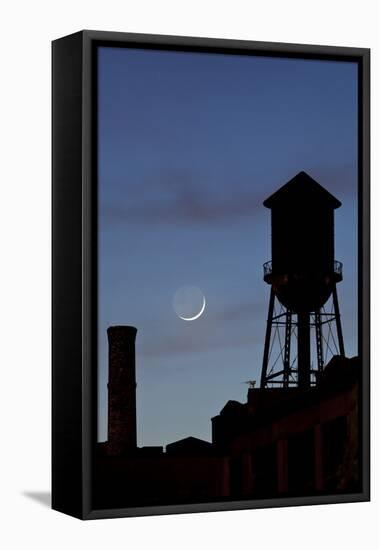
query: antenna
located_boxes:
[242,380,256,388]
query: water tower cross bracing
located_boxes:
[260,171,345,389]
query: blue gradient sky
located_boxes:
[97,47,358,446]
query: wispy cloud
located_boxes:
[208,301,266,322]
[306,162,357,198]
[139,327,262,359]
[137,299,266,359]
[101,163,356,227]
[101,169,266,226]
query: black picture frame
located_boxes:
[52,30,370,520]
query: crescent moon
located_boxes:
[179,296,206,321]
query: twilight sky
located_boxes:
[97,46,358,446]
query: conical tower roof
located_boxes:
[263,171,341,209]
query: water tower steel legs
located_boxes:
[297,311,311,388]
[260,287,275,388]
[283,311,292,388]
[260,286,345,388]
[332,284,345,357]
[315,310,324,379]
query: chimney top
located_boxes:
[107,326,137,341]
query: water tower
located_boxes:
[260,171,345,388]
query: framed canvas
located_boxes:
[52,30,370,520]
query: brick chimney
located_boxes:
[107,326,137,455]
